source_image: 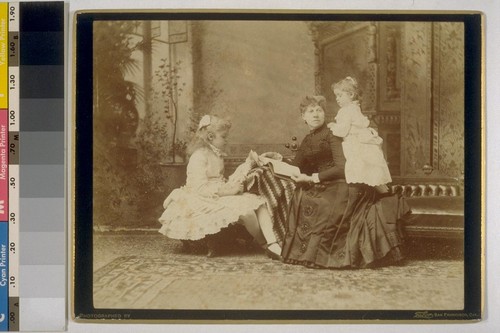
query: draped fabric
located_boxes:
[245,166,296,247]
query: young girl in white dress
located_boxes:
[327,76,392,192]
[158,114,282,259]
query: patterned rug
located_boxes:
[93,254,464,310]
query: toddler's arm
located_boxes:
[327,108,351,138]
[327,121,350,138]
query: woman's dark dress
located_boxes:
[282,123,409,268]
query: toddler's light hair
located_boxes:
[331,76,361,101]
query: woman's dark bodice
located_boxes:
[292,123,346,182]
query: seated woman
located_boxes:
[281,95,409,268]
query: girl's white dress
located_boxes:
[328,102,392,187]
[158,146,265,240]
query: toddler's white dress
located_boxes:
[328,102,392,187]
[158,146,264,240]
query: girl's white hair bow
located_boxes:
[198,115,211,130]
[345,76,358,86]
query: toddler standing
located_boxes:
[327,76,392,192]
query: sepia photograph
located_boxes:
[73,11,482,321]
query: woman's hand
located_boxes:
[291,173,313,183]
[218,181,244,196]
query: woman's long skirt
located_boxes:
[282,182,409,268]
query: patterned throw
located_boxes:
[244,166,296,246]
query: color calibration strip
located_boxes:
[0,2,65,331]
[7,3,19,331]
[19,2,65,331]
[0,3,8,331]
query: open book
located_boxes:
[248,150,300,178]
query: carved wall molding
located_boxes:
[307,21,360,42]
[316,22,374,49]
[373,113,400,125]
[391,183,460,197]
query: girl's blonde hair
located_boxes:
[331,76,361,101]
[186,114,231,156]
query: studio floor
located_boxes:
[92,231,464,312]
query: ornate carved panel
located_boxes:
[378,23,402,111]
[400,23,433,176]
[433,22,464,178]
[312,22,378,120]
[310,21,463,181]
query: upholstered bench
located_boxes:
[392,184,464,239]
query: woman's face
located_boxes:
[302,104,325,130]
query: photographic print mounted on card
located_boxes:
[73,10,483,322]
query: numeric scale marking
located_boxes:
[7,2,19,331]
